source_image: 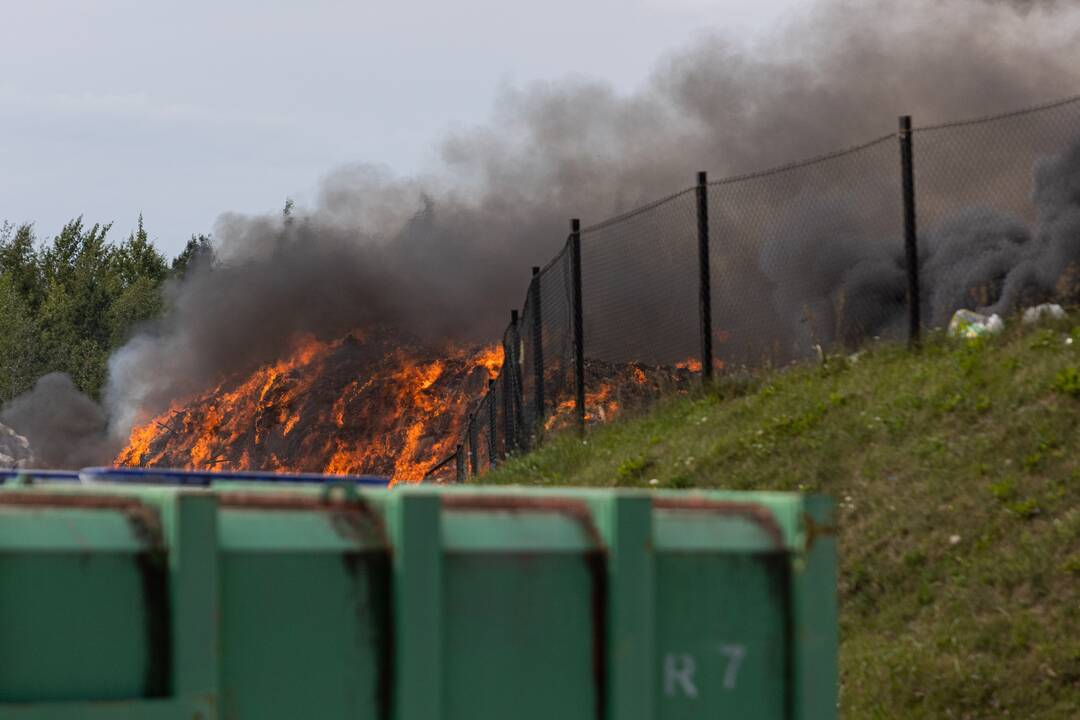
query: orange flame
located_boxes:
[676,358,703,373]
[544,383,621,432]
[116,332,718,481]
[116,332,502,484]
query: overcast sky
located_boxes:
[0,0,800,255]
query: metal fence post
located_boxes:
[530,266,545,435]
[467,412,479,475]
[570,219,586,435]
[502,317,516,455]
[487,379,498,469]
[696,171,714,382]
[899,116,922,349]
[454,444,465,483]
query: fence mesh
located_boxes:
[477,390,494,474]
[708,134,904,367]
[535,245,577,434]
[469,399,490,474]
[581,189,701,366]
[912,96,1080,326]
[492,363,508,463]
[519,281,540,448]
[441,94,1080,482]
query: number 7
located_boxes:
[717,644,746,689]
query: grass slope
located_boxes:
[483,317,1080,718]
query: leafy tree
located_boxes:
[171,234,214,278]
[0,223,44,310]
[113,215,168,288]
[109,276,165,347]
[0,273,39,401]
[0,215,212,401]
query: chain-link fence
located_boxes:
[427,93,1080,483]
[709,134,905,366]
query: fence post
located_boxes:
[570,218,586,435]
[696,171,714,382]
[487,379,498,469]
[899,116,922,349]
[454,444,465,484]
[467,412,479,475]
[502,316,516,455]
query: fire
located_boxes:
[538,356,724,433]
[675,357,726,373]
[473,345,503,377]
[543,377,622,433]
[116,330,718,482]
[676,358,703,373]
[116,330,501,483]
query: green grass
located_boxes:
[483,316,1080,718]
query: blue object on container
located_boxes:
[0,469,80,484]
[79,466,390,487]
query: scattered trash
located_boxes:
[949,534,961,546]
[0,423,33,469]
[948,309,1005,339]
[1022,303,1066,325]
[648,478,660,486]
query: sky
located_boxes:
[0,0,800,256]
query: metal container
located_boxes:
[0,482,835,719]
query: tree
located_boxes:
[0,214,206,401]
[0,273,40,401]
[113,215,168,288]
[0,223,43,310]
[109,276,165,347]
[171,234,214,278]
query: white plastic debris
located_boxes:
[1021,303,1066,325]
[948,309,1005,339]
[0,423,33,469]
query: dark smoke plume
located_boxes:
[0,373,113,467]
[3,0,1080,464]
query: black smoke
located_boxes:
[0,373,112,468]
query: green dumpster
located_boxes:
[0,482,836,719]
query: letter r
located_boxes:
[664,653,698,698]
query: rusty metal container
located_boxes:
[0,479,836,719]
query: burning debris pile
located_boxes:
[116,330,501,482]
[543,359,705,433]
[116,325,706,482]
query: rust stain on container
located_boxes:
[653,497,785,547]
[441,495,604,547]
[585,549,608,720]
[0,491,163,545]
[802,512,836,551]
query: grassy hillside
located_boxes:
[483,316,1080,718]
